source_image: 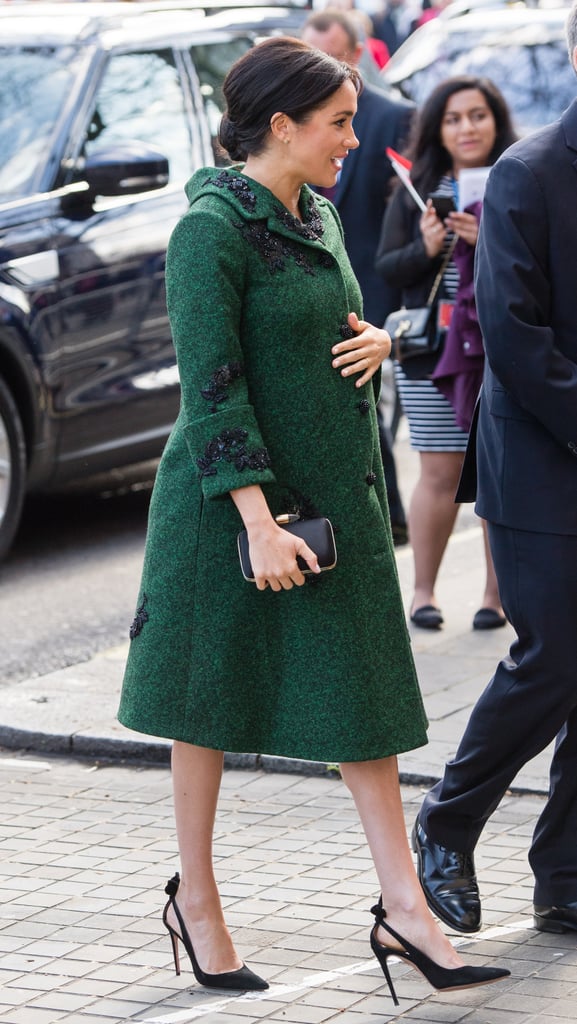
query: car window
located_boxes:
[453,41,575,130]
[188,38,252,163]
[0,47,81,200]
[387,33,575,133]
[84,50,194,182]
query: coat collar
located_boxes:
[186,166,329,247]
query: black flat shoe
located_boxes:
[472,608,507,630]
[162,873,269,990]
[369,898,510,1007]
[410,605,443,630]
[412,821,481,933]
[534,901,577,933]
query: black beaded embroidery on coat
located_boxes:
[282,488,322,521]
[318,252,334,269]
[273,193,324,241]
[209,170,256,212]
[200,362,244,413]
[196,427,271,479]
[235,221,317,276]
[129,594,149,639]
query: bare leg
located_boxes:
[167,741,243,974]
[480,518,504,613]
[340,756,464,968]
[409,451,463,613]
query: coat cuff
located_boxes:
[183,404,276,499]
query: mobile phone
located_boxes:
[428,192,456,219]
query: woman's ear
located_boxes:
[270,112,291,145]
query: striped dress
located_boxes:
[394,175,469,452]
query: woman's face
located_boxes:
[286,79,359,188]
[440,88,497,174]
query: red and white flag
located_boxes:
[386,147,426,212]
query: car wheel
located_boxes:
[0,376,26,560]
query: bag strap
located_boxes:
[426,235,458,307]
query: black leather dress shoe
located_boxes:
[534,901,577,933]
[412,821,481,933]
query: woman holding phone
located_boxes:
[376,75,516,631]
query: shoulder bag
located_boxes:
[384,236,457,380]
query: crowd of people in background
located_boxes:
[323,0,454,71]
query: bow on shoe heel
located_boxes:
[162,873,269,991]
[369,898,509,1006]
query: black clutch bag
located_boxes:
[237,514,337,583]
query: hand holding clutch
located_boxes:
[237,515,337,583]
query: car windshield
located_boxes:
[0,47,79,201]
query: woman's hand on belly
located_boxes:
[331,312,392,388]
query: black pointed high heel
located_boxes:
[370,898,510,1006]
[162,873,269,991]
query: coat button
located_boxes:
[358,399,370,415]
[366,471,377,485]
[569,441,577,455]
[339,322,355,340]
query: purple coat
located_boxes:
[431,203,484,432]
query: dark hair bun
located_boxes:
[219,114,246,161]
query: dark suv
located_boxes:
[0,1,305,559]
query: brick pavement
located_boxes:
[2,749,577,1024]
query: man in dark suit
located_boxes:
[413,0,577,937]
[302,9,414,541]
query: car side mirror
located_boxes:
[81,143,170,197]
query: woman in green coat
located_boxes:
[118,36,509,1005]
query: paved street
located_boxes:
[2,750,576,1024]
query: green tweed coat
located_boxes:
[118,166,427,762]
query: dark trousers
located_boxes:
[420,523,577,904]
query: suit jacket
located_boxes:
[473,98,577,534]
[316,83,413,326]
